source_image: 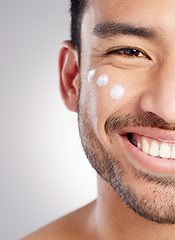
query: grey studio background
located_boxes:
[1,1,97,239]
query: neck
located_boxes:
[94,175,175,240]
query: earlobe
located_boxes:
[59,41,79,112]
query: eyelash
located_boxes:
[105,47,151,60]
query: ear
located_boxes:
[59,40,79,112]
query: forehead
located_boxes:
[87,0,174,18]
[83,0,175,34]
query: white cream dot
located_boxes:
[96,74,109,87]
[110,85,125,100]
[87,69,95,82]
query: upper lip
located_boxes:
[119,127,175,143]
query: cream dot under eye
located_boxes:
[110,85,125,100]
[87,69,95,82]
[96,74,109,87]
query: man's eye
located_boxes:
[105,47,150,59]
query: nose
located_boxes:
[140,59,175,124]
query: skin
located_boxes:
[22,0,175,239]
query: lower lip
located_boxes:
[121,135,175,174]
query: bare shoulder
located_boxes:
[21,200,96,240]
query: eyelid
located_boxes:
[104,46,151,60]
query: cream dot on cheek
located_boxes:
[96,74,109,87]
[87,69,95,82]
[110,84,125,100]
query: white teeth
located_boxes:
[137,142,142,150]
[149,141,159,157]
[142,138,149,154]
[133,137,175,159]
[159,143,171,159]
[171,146,175,159]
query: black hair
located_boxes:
[70,0,87,58]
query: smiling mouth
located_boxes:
[127,133,175,160]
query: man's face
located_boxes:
[78,0,175,223]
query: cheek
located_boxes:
[87,69,96,82]
[87,69,125,102]
[83,67,145,136]
[86,68,128,117]
[96,74,109,87]
[110,84,125,100]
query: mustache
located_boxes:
[105,112,175,134]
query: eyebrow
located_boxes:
[93,21,158,40]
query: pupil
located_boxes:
[126,49,138,56]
